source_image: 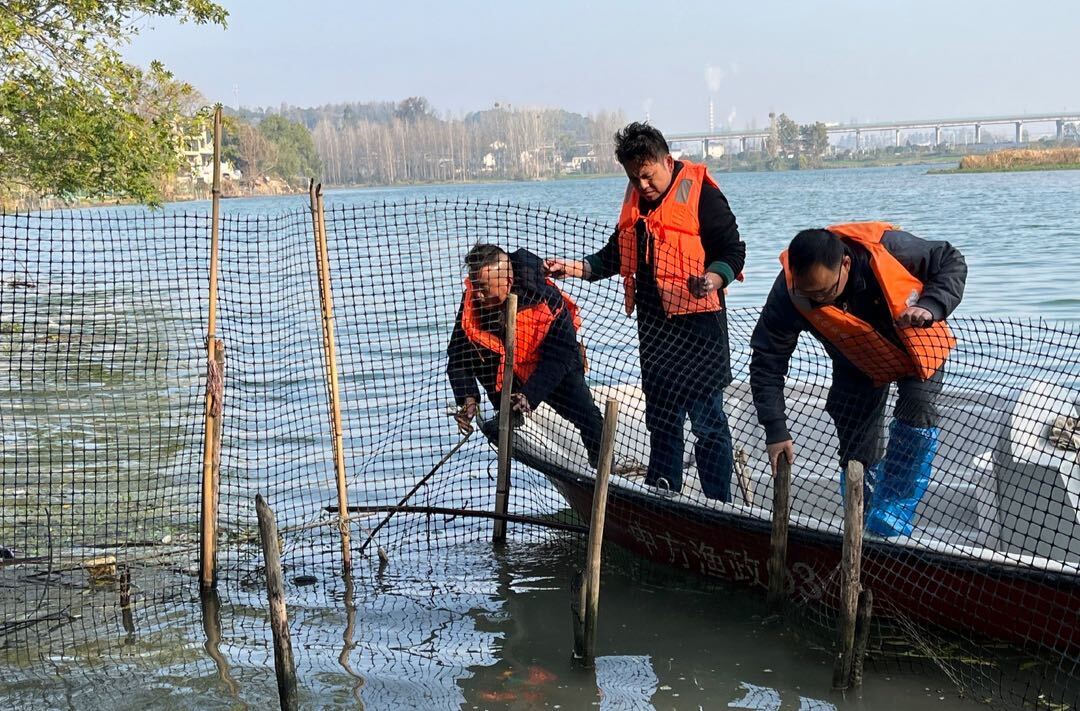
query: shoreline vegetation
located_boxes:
[7,144,1079,213]
[929,147,1080,174]
[0,150,976,212]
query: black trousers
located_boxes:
[826,365,944,468]
[488,367,604,467]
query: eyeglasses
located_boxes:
[794,264,844,303]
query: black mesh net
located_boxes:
[2,201,1078,709]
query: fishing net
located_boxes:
[1,200,1078,709]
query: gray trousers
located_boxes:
[825,365,944,468]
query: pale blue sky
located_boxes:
[125,0,1080,132]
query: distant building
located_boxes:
[181,127,241,184]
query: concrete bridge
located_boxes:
[667,111,1080,154]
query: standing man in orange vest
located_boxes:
[750,223,967,537]
[447,244,604,467]
[545,123,746,500]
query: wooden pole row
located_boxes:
[768,456,871,690]
[572,399,619,668]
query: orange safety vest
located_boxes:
[460,278,583,393]
[780,221,957,387]
[616,160,722,317]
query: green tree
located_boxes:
[258,114,321,182]
[394,96,434,123]
[799,122,829,161]
[777,113,800,158]
[0,1,228,204]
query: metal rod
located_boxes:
[200,105,224,591]
[492,292,518,542]
[833,460,865,690]
[767,454,791,608]
[582,399,619,668]
[256,494,299,711]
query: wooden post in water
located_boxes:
[200,104,224,591]
[581,399,619,668]
[570,570,586,660]
[256,494,299,711]
[309,182,352,571]
[492,293,518,543]
[832,460,865,690]
[767,455,791,609]
[850,587,874,687]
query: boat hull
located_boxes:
[542,465,1080,655]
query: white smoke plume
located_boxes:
[704,65,726,93]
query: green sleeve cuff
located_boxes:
[706,261,735,287]
[584,254,603,280]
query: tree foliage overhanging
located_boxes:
[0,1,228,205]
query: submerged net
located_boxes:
[1,200,1079,709]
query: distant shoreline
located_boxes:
[927,146,1080,175]
[10,153,1067,211]
[928,163,1080,175]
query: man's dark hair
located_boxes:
[787,229,846,274]
[465,243,508,281]
[614,122,669,169]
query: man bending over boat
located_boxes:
[447,243,604,467]
[750,223,967,537]
[544,122,746,501]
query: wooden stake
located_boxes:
[492,293,517,543]
[735,447,754,506]
[570,569,586,660]
[581,399,619,668]
[767,454,791,609]
[309,182,352,571]
[832,460,865,690]
[256,494,299,711]
[850,587,874,687]
[200,105,224,591]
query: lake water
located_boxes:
[2,164,1078,710]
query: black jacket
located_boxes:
[583,161,745,400]
[750,229,967,444]
[446,249,584,408]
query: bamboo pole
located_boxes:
[338,570,363,705]
[210,341,224,557]
[256,494,299,711]
[200,104,224,591]
[832,460,865,690]
[309,182,352,570]
[767,454,791,608]
[581,399,619,668]
[200,587,241,699]
[492,293,518,543]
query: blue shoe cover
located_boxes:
[864,420,938,538]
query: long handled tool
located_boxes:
[357,430,473,555]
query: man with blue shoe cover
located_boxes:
[749,223,967,537]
